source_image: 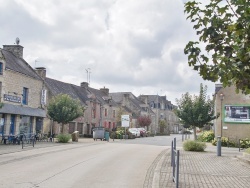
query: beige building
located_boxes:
[214,84,250,140]
[0,42,46,139]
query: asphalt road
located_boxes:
[0,135,183,188]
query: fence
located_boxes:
[171,137,180,188]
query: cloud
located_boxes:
[0,0,216,104]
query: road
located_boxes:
[0,135,183,188]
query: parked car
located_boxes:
[137,128,148,137]
[128,128,140,137]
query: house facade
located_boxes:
[138,95,180,134]
[0,43,46,138]
[214,84,250,140]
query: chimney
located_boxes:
[100,86,109,95]
[3,38,24,58]
[35,67,46,79]
[81,82,88,88]
[3,44,24,58]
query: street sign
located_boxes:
[121,115,130,127]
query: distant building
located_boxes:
[138,95,180,134]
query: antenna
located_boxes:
[85,68,91,84]
[16,37,20,45]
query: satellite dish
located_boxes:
[16,37,20,45]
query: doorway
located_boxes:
[10,115,15,135]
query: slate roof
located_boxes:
[0,103,46,117]
[109,92,147,112]
[1,49,41,80]
[44,78,89,105]
[87,87,117,107]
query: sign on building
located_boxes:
[224,105,250,123]
[4,94,21,103]
[41,89,47,105]
[121,115,130,127]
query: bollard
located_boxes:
[217,136,221,156]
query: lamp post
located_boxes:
[219,93,224,137]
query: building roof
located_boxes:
[1,49,41,80]
[110,92,147,113]
[0,103,46,117]
[87,87,117,107]
[45,78,89,105]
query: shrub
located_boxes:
[245,148,250,154]
[211,137,236,147]
[183,140,207,151]
[198,131,214,142]
[57,134,71,143]
[240,138,250,148]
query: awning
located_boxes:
[0,103,46,117]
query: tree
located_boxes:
[47,94,84,133]
[137,115,152,130]
[175,84,219,139]
[159,119,170,135]
[184,0,250,94]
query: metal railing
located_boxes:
[171,137,180,188]
[20,133,35,149]
[182,132,190,142]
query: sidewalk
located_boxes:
[154,143,250,188]
[0,137,97,155]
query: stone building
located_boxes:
[110,92,154,131]
[138,95,180,134]
[0,43,46,137]
[214,84,250,140]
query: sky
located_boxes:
[0,0,216,104]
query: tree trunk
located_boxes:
[193,127,197,140]
[61,123,64,134]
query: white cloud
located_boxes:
[0,0,216,104]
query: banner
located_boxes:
[224,105,250,123]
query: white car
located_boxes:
[128,128,140,137]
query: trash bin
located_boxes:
[93,127,105,141]
[104,132,109,142]
[71,131,79,142]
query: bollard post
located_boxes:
[217,136,221,156]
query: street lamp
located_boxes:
[219,93,224,137]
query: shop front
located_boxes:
[0,103,46,137]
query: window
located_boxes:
[0,82,2,102]
[113,110,115,118]
[105,109,107,117]
[22,87,28,105]
[0,62,3,75]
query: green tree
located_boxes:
[159,119,170,135]
[175,84,219,139]
[184,0,250,94]
[47,94,84,133]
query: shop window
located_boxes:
[22,87,28,105]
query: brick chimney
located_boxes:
[3,44,24,58]
[35,67,46,80]
[100,86,109,95]
[80,82,88,88]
